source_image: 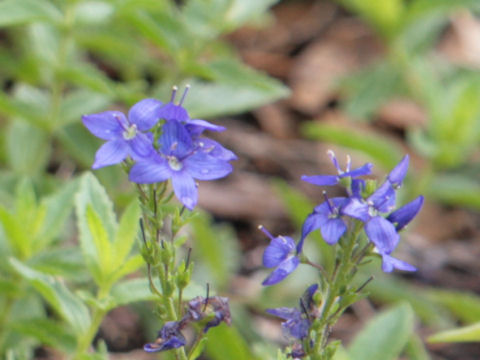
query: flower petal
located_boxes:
[186,119,226,136]
[368,181,396,213]
[263,236,296,268]
[82,111,124,140]
[194,138,238,161]
[341,162,373,178]
[262,256,299,286]
[301,175,339,186]
[128,98,163,131]
[129,157,171,184]
[342,198,370,222]
[157,102,189,122]
[184,152,233,180]
[298,211,328,253]
[387,196,424,231]
[171,171,197,210]
[266,307,300,320]
[128,132,154,159]
[381,254,416,273]
[92,139,129,169]
[321,218,347,245]
[388,155,409,187]
[160,120,193,158]
[365,216,399,254]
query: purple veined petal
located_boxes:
[368,181,396,213]
[82,111,125,140]
[171,171,197,210]
[128,98,163,131]
[381,254,416,273]
[266,307,300,321]
[186,119,226,136]
[262,256,299,286]
[387,195,424,231]
[157,102,189,122]
[128,132,155,159]
[321,218,347,245]
[194,138,238,161]
[159,120,193,158]
[184,152,233,180]
[365,216,399,254]
[388,155,409,187]
[92,139,129,169]
[298,211,328,253]
[301,175,339,186]
[263,235,296,268]
[340,162,373,178]
[129,156,171,184]
[342,198,370,222]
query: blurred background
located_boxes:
[0,0,480,359]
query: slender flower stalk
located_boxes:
[82,86,235,359]
[261,152,423,359]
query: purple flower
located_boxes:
[381,253,416,273]
[388,155,409,188]
[387,196,424,231]
[266,284,318,340]
[82,98,162,169]
[129,120,233,210]
[144,321,186,352]
[266,307,310,340]
[301,150,372,188]
[298,196,349,252]
[186,296,232,333]
[260,226,300,286]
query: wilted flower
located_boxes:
[186,296,232,333]
[144,321,186,352]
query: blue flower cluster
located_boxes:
[261,151,423,285]
[82,87,236,210]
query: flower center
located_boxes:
[123,124,137,140]
[168,156,183,171]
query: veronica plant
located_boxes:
[261,151,423,359]
[82,86,235,359]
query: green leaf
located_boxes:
[28,247,86,279]
[110,277,155,307]
[58,89,112,128]
[110,254,144,284]
[205,325,260,360]
[427,289,480,324]
[301,122,403,169]
[75,173,117,283]
[0,205,30,259]
[428,174,480,210]
[57,123,101,167]
[0,0,61,27]
[112,200,140,269]
[348,303,414,360]
[190,212,239,289]
[10,258,91,335]
[6,121,50,175]
[167,60,289,118]
[12,318,76,352]
[86,205,113,274]
[429,322,480,343]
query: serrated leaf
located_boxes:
[75,173,117,283]
[86,205,113,276]
[429,322,480,343]
[0,0,61,27]
[348,303,414,360]
[10,258,91,335]
[110,254,144,284]
[28,247,86,279]
[0,206,30,259]
[113,200,140,268]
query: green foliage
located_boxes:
[348,303,415,360]
[429,322,480,343]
